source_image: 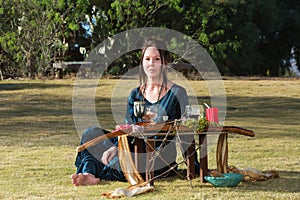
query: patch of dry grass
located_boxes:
[0,78,299,199]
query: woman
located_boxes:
[71,38,198,186]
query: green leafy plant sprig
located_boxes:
[182,117,221,132]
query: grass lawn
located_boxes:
[0,78,299,200]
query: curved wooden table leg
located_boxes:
[186,141,196,180]
[199,134,208,183]
[216,133,228,173]
[133,138,144,177]
[145,139,155,186]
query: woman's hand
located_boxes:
[142,113,152,121]
[101,146,117,165]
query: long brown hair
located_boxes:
[139,38,171,102]
[139,38,170,86]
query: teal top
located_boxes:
[125,83,189,124]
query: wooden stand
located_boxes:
[133,126,254,184]
[76,122,255,185]
[199,134,208,183]
[145,140,155,186]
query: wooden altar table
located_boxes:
[132,125,255,185]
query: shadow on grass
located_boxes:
[1,92,299,132]
[0,82,72,90]
[1,81,299,147]
[225,96,300,115]
[0,94,73,118]
[0,81,112,91]
[195,95,300,120]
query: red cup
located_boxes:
[206,107,219,123]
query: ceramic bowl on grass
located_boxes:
[204,173,244,187]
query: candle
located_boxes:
[206,107,219,123]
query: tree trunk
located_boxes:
[0,69,3,80]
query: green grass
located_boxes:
[0,78,299,199]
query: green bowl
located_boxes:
[204,173,244,187]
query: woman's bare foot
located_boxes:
[70,173,100,186]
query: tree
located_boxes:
[217,0,300,76]
[1,0,300,78]
[0,0,90,78]
[88,0,185,73]
[87,0,241,74]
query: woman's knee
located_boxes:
[81,126,105,144]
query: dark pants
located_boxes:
[74,126,126,181]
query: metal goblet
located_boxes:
[134,101,146,119]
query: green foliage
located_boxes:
[1,0,300,78]
[0,0,90,78]
[219,0,300,76]
[0,2,3,14]
[107,65,121,75]
[183,117,221,132]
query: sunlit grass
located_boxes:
[0,78,299,199]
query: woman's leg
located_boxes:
[71,126,126,185]
[71,126,109,186]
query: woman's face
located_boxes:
[142,47,163,80]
